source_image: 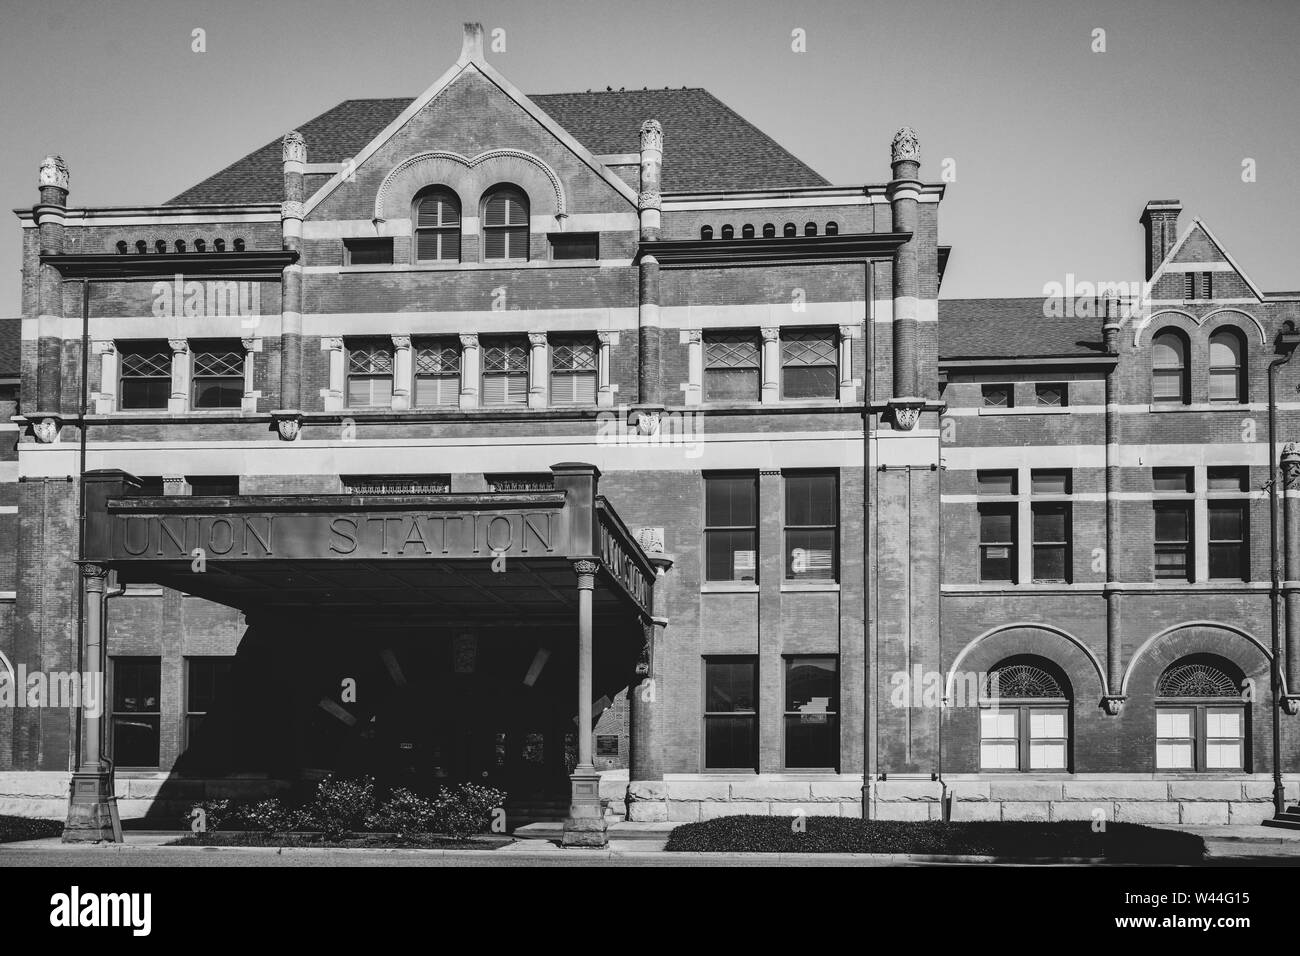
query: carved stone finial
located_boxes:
[891,127,920,165]
[1283,442,1300,489]
[39,155,69,191]
[640,119,663,153]
[282,130,306,165]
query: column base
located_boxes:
[62,770,123,843]
[562,768,608,847]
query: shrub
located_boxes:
[430,783,507,840]
[365,789,439,837]
[230,798,309,832]
[183,799,233,833]
[307,775,377,839]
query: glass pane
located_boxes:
[704,715,756,769]
[784,714,838,769]
[1031,470,1070,495]
[1152,369,1183,402]
[483,229,506,259]
[1156,742,1193,769]
[705,530,757,582]
[1207,708,1242,737]
[782,365,838,399]
[1152,332,1185,366]
[706,476,757,527]
[1033,506,1067,541]
[1206,742,1242,769]
[1033,545,1067,581]
[977,471,1016,495]
[1035,384,1064,406]
[1156,709,1192,737]
[112,717,160,767]
[1207,467,1247,492]
[1208,543,1244,580]
[114,660,160,711]
[1208,504,1244,540]
[193,378,243,409]
[981,547,1014,582]
[787,528,836,579]
[1209,369,1240,402]
[1029,741,1066,770]
[1153,469,1192,493]
[785,473,836,526]
[1209,333,1241,367]
[785,657,837,712]
[982,385,1010,407]
[705,660,757,712]
[980,742,1018,770]
[550,371,597,405]
[1030,710,1066,738]
[415,375,459,406]
[120,377,171,410]
[1154,505,1189,540]
[980,710,1016,738]
[704,367,759,401]
[188,659,233,714]
[979,509,1014,541]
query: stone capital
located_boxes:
[639,119,663,153]
[282,130,307,165]
[39,154,70,191]
[891,126,920,165]
[459,333,480,349]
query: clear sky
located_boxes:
[2,0,1298,311]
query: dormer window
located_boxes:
[415,189,461,262]
[482,186,529,261]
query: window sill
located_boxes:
[338,260,610,274]
[977,406,1070,416]
[1149,403,1249,413]
[701,582,759,594]
[780,581,841,592]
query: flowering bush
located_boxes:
[364,788,439,837]
[308,774,377,839]
[183,799,233,832]
[431,783,507,840]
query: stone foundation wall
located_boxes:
[0,772,289,822]
[624,776,1300,825]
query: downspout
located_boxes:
[75,277,90,767]
[862,259,873,820]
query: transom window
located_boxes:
[414,340,461,407]
[481,338,528,405]
[1156,655,1246,771]
[482,187,529,261]
[119,343,172,410]
[982,384,1012,408]
[704,332,760,402]
[415,189,462,262]
[781,329,838,399]
[346,341,394,407]
[979,657,1070,771]
[550,337,598,405]
[191,343,244,409]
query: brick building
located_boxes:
[2,24,1298,842]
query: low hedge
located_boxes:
[0,815,63,843]
[665,816,1206,862]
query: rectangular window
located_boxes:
[1031,469,1071,495]
[414,340,461,407]
[343,238,394,266]
[346,340,394,407]
[704,333,760,402]
[781,329,838,400]
[979,709,1019,769]
[185,657,234,752]
[1154,502,1193,580]
[111,657,161,768]
[1208,501,1248,580]
[977,470,1017,495]
[705,473,758,582]
[481,338,528,406]
[1205,707,1243,769]
[1028,708,1068,770]
[1153,467,1194,493]
[1035,382,1067,407]
[978,504,1017,582]
[1032,503,1071,582]
[982,384,1012,408]
[784,656,838,769]
[704,657,758,770]
[1207,466,1248,492]
[187,476,239,496]
[191,342,244,409]
[119,343,172,410]
[549,233,599,260]
[550,337,598,405]
[1156,708,1196,769]
[784,472,837,581]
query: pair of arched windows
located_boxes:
[414,186,529,263]
[1152,327,1246,404]
[978,654,1246,772]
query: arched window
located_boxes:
[721,224,734,239]
[762,223,776,239]
[700,225,713,240]
[783,222,796,238]
[1152,329,1189,404]
[804,222,817,236]
[1156,654,1246,770]
[741,224,755,239]
[1209,328,1246,403]
[825,221,839,236]
[979,656,1071,771]
[482,186,529,261]
[415,188,461,262]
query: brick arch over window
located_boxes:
[1133,307,1267,347]
[1120,622,1276,698]
[945,623,1106,703]
[373,149,566,223]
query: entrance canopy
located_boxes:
[81,462,655,626]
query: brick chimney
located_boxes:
[1140,200,1182,280]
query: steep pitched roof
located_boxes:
[167,89,828,206]
[940,298,1108,360]
[0,317,20,377]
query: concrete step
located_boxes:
[511,821,675,842]
[1261,814,1300,830]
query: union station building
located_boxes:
[3,24,1300,842]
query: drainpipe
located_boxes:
[1267,320,1300,819]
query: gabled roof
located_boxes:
[940,298,1108,360]
[167,89,828,206]
[0,317,20,378]
[1150,217,1265,301]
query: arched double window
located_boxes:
[1209,328,1246,403]
[979,656,1071,771]
[1155,654,1246,771]
[1151,329,1189,404]
[482,186,529,261]
[414,188,461,262]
